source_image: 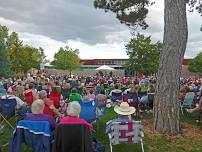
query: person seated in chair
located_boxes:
[96,89,107,108]
[24,99,56,131]
[109,84,122,97]
[38,90,60,118]
[1,89,28,118]
[106,102,136,133]
[23,83,39,105]
[86,89,96,100]
[60,101,93,132]
[69,87,82,102]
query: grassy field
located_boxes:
[1,108,202,152]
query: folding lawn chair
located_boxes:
[0,98,17,130]
[107,121,144,152]
[0,98,17,148]
[9,120,52,152]
[111,92,122,103]
[53,124,93,152]
[181,92,195,115]
[79,99,97,123]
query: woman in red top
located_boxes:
[24,83,39,105]
[49,86,62,108]
[38,90,59,118]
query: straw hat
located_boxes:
[114,102,136,115]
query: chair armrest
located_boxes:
[140,131,144,138]
[108,133,112,140]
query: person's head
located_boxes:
[130,86,137,93]
[51,86,57,93]
[64,83,71,89]
[89,89,94,94]
[100,89,105,95]
[66,101,81,116]
[71,87,78,93]
[39,90,47,99]
[114,84,119,89]
[114,102,136,116]
[31,99,45,114]
[149,84,155,92]
[29,83,34,89]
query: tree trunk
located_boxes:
[154,0,188,134]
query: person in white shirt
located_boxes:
[1,90,25,108]
[1,89,28,118]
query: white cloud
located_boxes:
[18,32,129,60]
[0,0,202,60]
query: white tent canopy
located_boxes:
[95,65,115,71]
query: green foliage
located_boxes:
[0,25,13,78]
[6,32,23,75]
[51,45,80,73]
[4,30,45,76]
[94,0,154,30]
[188,52,202,75]
[94,0,202,31]
[18,45,42,74]
[125,33,162,75]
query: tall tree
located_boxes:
[0,25,12,78]
[6,32,23,74]
[126,33,161,75]
[188,52,202,76]
[94,0,201,134]
[51,45,80,75]
[154,0,188,134]
[18,45,42,75]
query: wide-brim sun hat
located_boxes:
[114,102,136,115]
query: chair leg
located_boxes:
[140,139,144,152]
[180,106,184,115]
[109,140,112,152]
[0,114,14,129]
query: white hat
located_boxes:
[114,102,136,115]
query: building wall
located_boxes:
[45,69,125,77]
[181,65,199,78]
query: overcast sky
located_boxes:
[0,0,201,60]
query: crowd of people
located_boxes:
[0,72,201,151]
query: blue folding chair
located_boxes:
[0,98,17,129]
[79,99,97,123]
[111,92,122,103]
[9,120,51,152]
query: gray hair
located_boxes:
[67,101,81,116]
[39,90,47,99]
[31,99,44,114]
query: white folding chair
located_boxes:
[107,120,144,152]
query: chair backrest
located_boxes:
[0,88,7,97]
[0,98,17,117]
[112,92,122,97]
[111,92,122,102]
[54,124,93,152]
[49,92,61,108]
[183,92,195,108]
[109,121,143,145]
[79,100,97,123]
[24,91,33,105]
[9,120,51,152]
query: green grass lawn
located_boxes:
[1,109,202,152]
